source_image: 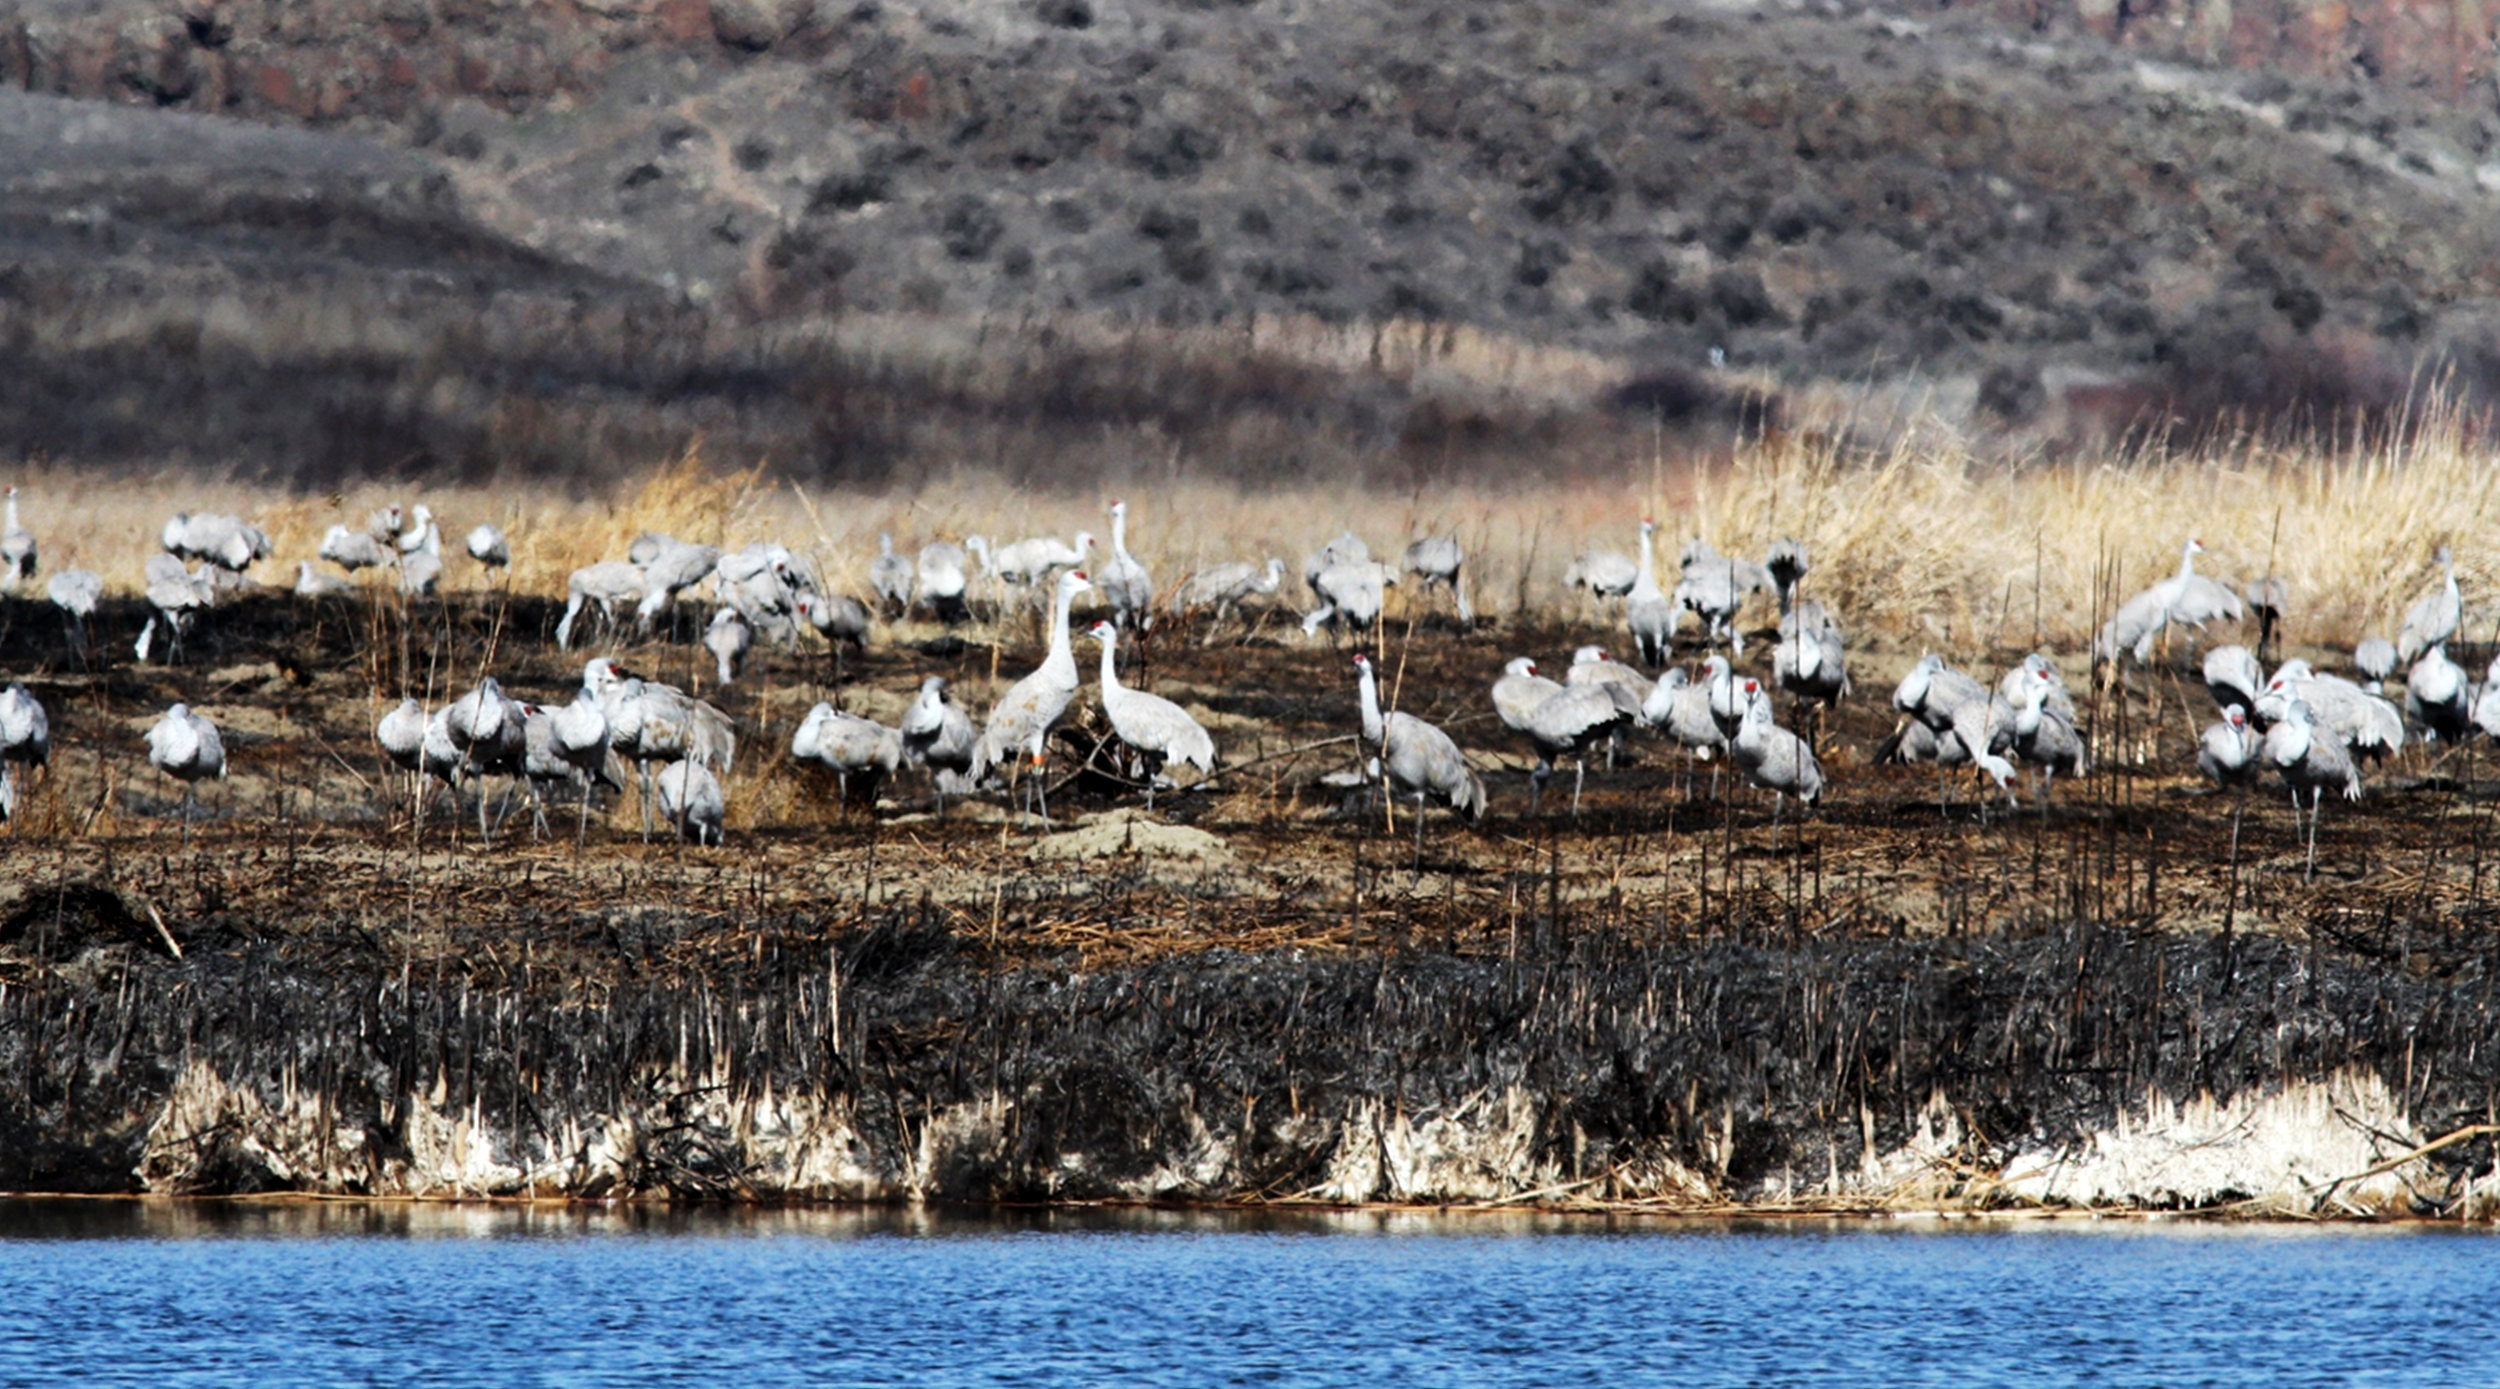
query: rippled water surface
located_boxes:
[0,1202,2489,1387]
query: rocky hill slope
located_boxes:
[7,0,2500,482]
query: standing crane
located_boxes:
[2200,702,2261,869]
[1089,621,1216,809]
[1518,678,1642,815]
[586,658,738,840]
[2405,643,2474,745]
[45,569,101,662]
[1625,520,1675,666]
[972,570,1092,825]
[2,485,36,591]
[0,683,48,826]
[793,702,903,812]
[1352,651,1485,864]
[2397,546,2462,666]
[146,703,225,845]
[1730,678,1824,844]
[917,540,971,624]
[467,523,510,576]
[705,607,753,687]
[1098,499,1155,632]
[869,533,915,616]
[2263,697,2360,883]
[1403,536,1473,624]
[654,760,725,845]
[445,676,529,845]
[557,561,646,650]
[900,676,978,812]
[1180,557,1286,642]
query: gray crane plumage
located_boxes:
[2396,546,2461,665]
[1091,621,1215,807]
[1353,652,1485,861]
[1403,535,1472,623]
[869,533,915,614]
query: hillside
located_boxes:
[7,0,2500,483]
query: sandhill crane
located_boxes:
[162,513,267,573]
[2264,697,2359,882]
[45,569,100,661]
[633,535,722,635]
[2007,656,2088,804]
[319,524,391,573]
[2200,702,2261,869]
[1625,521,1675,666]
[2,486,36,590]
[870,533,915,615]
[146,702,225,844]
[2244,575,2287,660]
[1097,500,1155,632]
[1994,652,2076,727]
[396,505,435,555]
[1302,560,1396,642]
[2255,661,2402,764]
[1352,651,1485,863]
[1774,601,1849,710]
[1090,621,1215,808]
[2353,639,2397,697]
[467,523,510,575]
[1642,667,1728,771]
[1181,557,1286,641]
[586,658,737,839]
[1765,537,1808,617]
[398,518,443,598]
[2405,644,2474,745]
[1675,539,1773,658]
[1563,647,1649,770]
[375,696,433,828]
[294,561,353,598]
[445,676,529,844]
[1492,657,1562,735]
[2096,538,2242,665]
[1403,536,1472,624]
[706,607,753,686]
[900,676,978,811]
[793,702,903,811]
[1303,532,1370,604]
[982,529,1094,611]
[545,673,617,844]
[1519,679,1642,814]
[1889,653,2002,812]
[1564,545,1638,616]
[557,561,646,650]
[654,760,725,845]
[136,554,213,664]
[2475,656,2500,741]
[714,543,808,648]
[1566,646,1655,705]
[2200,704,2260,789]
[973,570,1092,824]
[917,540,971,623]
[0,684,48,824]
[2203,645,2264,713]
[2397,546,2462,665]
[1730,678,1823,843]
[795,591,872,671]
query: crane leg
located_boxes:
[1413,790,1428,868]
[577,778,595,849]
[1571,759,1586,818]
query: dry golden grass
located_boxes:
[16,396,2498,660]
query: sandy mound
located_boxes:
[1028,809,1236,866]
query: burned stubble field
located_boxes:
[4,572,2499,1213]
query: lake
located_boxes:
[0,1203,2487,1387]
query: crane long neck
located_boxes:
[1112,510,1130,558]
[1045,582,1079,680]
[1635,528,1655,585]
[1098,632,1121,693]
[1357,666,1384,745]
[2176,544,2197,580]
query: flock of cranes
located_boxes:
[0,478,2488,874]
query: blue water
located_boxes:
[0,1203,2488,1387]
